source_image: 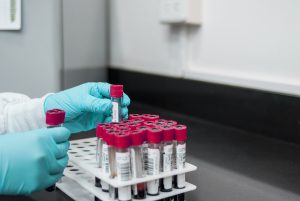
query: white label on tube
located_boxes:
[147,180,159,195]
[163,176,173,190]
[131,149,137,178]
[177,173,186,188]
[118,186,131,201]
[176,143,186,169]
[143,144,148,172]
[163,144,173,172]
[172,140,177,169]
[112,102,119,122]
[116,152,130,181]
[102,144,110,174]
[147,148,160,175]
[96,139,102,168]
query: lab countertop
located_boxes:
[2,102,300,201]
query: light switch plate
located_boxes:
[0,0,21,30]
[159,0,201,25]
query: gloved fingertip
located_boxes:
[104,116,112,123]
[50,127,71,143]
[98,82,111,98]
[123,114,129,120]
[122,94,131,106]
[121,107,128,116]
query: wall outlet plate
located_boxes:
[0,0,21,30]
[159,0,201,25]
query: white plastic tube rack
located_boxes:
[58,137,197,200]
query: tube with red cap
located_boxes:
[160,125,175,192]
[96,123,108,168]
[95,123,106,189]
[111,85,123,122]
[174,125,187,201]
[107,130,119,199]
[146,127,162,196]
[115,133,132,201]
[101,127,115,192]
[130,130,146,199]
[45,109,66,192]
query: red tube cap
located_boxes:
[142,114,160,121]
[102,126,116,142]
[174,124,187,141]
[96,123,108,138]
[130,130,144,146]
[147,127,162,144]
[155,119,167,124]
[166,120,177,126]
[128,122,142,130]
[46,109,65,125]
[129,114,143,120]
[144,121,155,127]
[122,120,134,125]
[106,130,120,146]
[133,118,144,124]
[161,125,174,141]
[137,126,149,142]
[110,85,123,98]
[118,124,131,131]
[154,122,166,127]
[115,133,131,149]
[110,122,122,127]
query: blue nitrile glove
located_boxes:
[44,82,131,133]
[0,127,70,195]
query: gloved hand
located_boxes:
[0,127,70,195]
[44,82,130,133]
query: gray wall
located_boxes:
[62,0,108,89]
[0,0,108,97]
[0,0,62,97]
[109,0,300,96]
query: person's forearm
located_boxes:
[0,93,50,134]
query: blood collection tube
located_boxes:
[130,130,146,199]
[146,127,162,196]
[96,124,107,167]
[107,130,119,199]
[45,109,66,192]
[160,126,174,192]
[101,127,111,192]
[95,124,107,188]
[110,84,125,199]
[111,85,124,122]
[115,133,132,201]
[174,125,187,201]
